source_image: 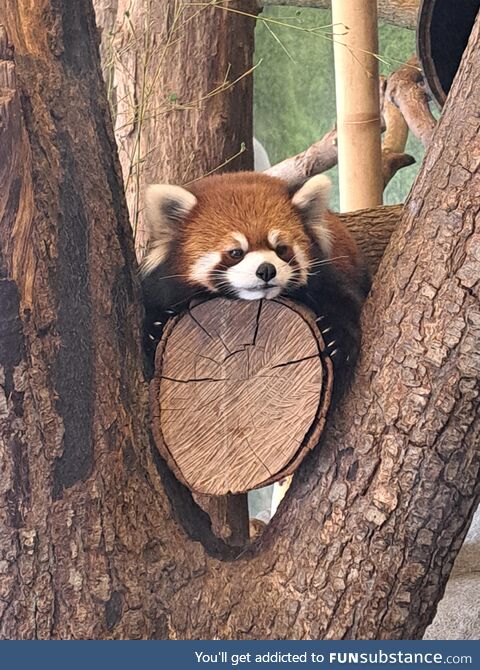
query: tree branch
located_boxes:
[264,128,337,188]
[265,75,415,190]
[386,56,437,147]
[381,99,416,185]
[258,0,420,30]
[339,205,401,274]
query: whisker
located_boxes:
[306,255,348,269]
[168,290,207,308]
[146,272,194,281]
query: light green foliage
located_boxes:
[253,7,424,209]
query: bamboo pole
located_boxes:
[332,0,383,211]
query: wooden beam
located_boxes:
[259,0,420,30]
[332,0,383,211]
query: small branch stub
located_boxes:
[150,298,333,496]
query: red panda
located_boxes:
[140,172,370,400]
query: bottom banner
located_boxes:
[0,640,478,670]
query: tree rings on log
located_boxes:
[150,298,333,496]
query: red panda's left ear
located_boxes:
[291,175,332,256]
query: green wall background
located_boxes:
[253,7,424,210]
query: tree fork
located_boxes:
[1,1,479,642]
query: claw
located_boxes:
[330,348,339,358]
[165,309,176,316]
[153,321,163,327]
[316,315,326,322]
[148,333,156,341]
[322,326,332,335]
[327,340,337,349]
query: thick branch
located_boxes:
[386,56,437,147]
[259,0,419,30]
[381,100,415,184]
[265,128,337,188]
[339,205,401,275]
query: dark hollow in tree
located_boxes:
[417,0,480,106]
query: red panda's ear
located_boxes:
[141,185,197,276]
[291,175,332,256]
[145,184,197,238]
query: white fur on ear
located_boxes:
[291,175,332,255]
[141,184,197,276]
[145,184,197,236]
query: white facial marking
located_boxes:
[189,251,222,288]
[267,230,280,247]
[226,250,294,300]
[292,243,308,285]
[232,232,249,252]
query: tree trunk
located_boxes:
[0,0,150,638]
[94,0,257,258]
[1,1,479,642]
[339,205,401,275]
[260,0,420,30]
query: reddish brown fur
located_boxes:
[178,173,308,271]
[323,211,360,275]
[177,172,359,279]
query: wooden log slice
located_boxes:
[150,297,333,496]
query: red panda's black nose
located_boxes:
[256,262,277,283]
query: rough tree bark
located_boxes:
[259,0,420,30]
[0,1,150,638]
[94,0,257,258]
[0,0,479,641]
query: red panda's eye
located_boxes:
[276,245,290,259]
[229,248,244,260]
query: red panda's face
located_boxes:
[141,172,333,301]
[197,228,308,300]
[180,207,312,300]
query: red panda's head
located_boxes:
[141,172,332,301]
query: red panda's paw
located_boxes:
[315,315,361,401]
[316,315,339,358]
[143,308,179,378]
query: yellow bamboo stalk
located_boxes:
[332,0,383,211]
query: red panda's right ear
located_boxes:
[141,185,197,276]
[291,175,332,256]
[145,184,197,238]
